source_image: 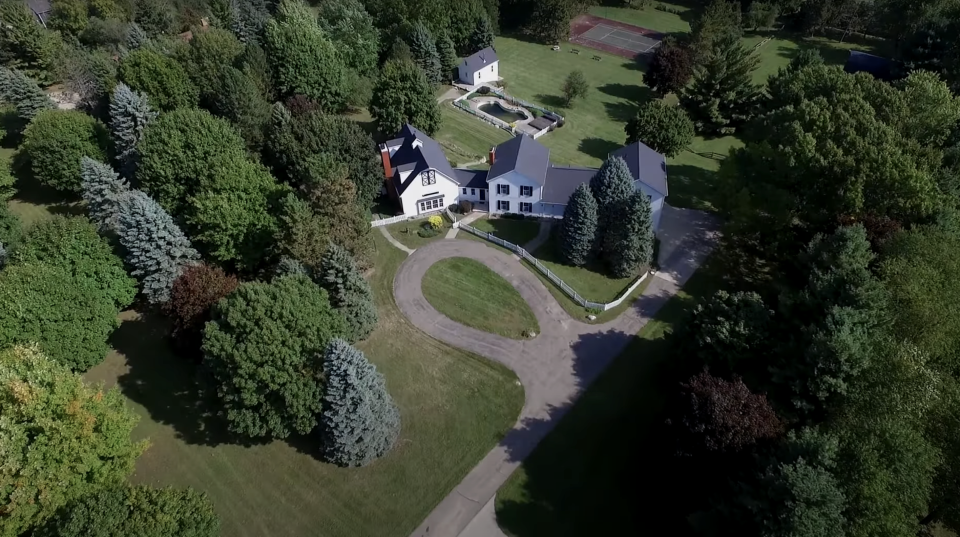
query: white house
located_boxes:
[458,47,499,86]
[379,125,668,234]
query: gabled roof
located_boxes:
[542,166,596,204]
[844,50,895,80]
[454,168,489,189]
[24,0,51,24]
[609,141,668,197]
[388,124,458,195]
[489,135,549,185]
[460,47,499,74]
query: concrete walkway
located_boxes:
[521,220,552,252]
[401,204,720,537]
[446,212,485,239]
[378,225,415,255]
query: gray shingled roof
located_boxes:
[609,141,668,196]
[542,166,596,204]
[454,168,489,189]
[24,0,50,24]
[488,135,549,185]
[388,124,458,195]
[460,47,499,74]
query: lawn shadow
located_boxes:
[578,137,623,161]
[597,82,653,104]
[10,157,86,218]
[112,312,233,447]
[603,100,641,122]
[533,94,568,110]
[663,162,720,213]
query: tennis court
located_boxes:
[569,14,665,59]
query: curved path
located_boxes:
[401,206,720,537]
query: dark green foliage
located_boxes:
[202,275,347,439]
[318,244,378,342]
[134,0,176,36]
[589,156,634,242]
[185,156,288,272]
[0,67,54,123]
[407,21,442,85]
[676,290,773,376]
[118,48,198,111]
[109,83,158,176]
[136,108,247,215]
[625,101,694,158]
[34,485,220,537]
[560,70,588,106]
[468,14,495,51]
[0,263,120,371]
[180,28,245,100]
[681,33,761,135]
[523,0,573,44]
[116,189,200,304]
[602,191,654,278]
[898,69,960,148]
[12,215,137,310]
[645,36,694,95]
[241,42,275,101]
[0,203,22,250]
[210,0,269,45]
[263,0,349,112]
[276,193,330,269]
[57,45,119,113]
[690,0,742,56]
[0,345,144,536]
[0,0,62,83]
[744,1,778,30]
[320,338,401,466]
[50,0,89,37]
[126,22,150,49]
[18,109,109,193]
[0,157,15,200]
[317,0,380,78]
[437,31,458,79]
[80,157,129,233]
[370,59,441,136]
[559,183,598,266]
[207,66,271,151]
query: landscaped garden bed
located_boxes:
[385,214,451,249]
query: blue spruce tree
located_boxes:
[603,191,654,278]
[116,190,199,304]
[126,23,149,50]
[318,244,378,342]
[560,183,599,266]
[407,22,442,85]
[590,156,635,258]
[320,338,400,467]
[0,67,54,122]
[80,157,130,233]
[109,83,158,177]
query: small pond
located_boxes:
[479,102,528,123]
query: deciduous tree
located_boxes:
[318,244,378,342]
[117,48,199,111]
[202,275,347,439]
[165,263,239,360]
[645,37,695,95]
[320,338,400,466]
[18,109,109,193]
[0,345,145,536]
[179,27,244,100]
[625,101,695,157]
[898,69,960,148]
[370,59,442,135]
[676,290,774,376]
[560,69,589,106]
[559,183,598,266]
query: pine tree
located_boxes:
[559,183,598,266]
[603,191,654,278]
[320,338,401,467]
[126,22,149,50]
[436,31,458,81]
[590,156,635,244]
[116,190,199,304]
[318,244,378,342]
[407,22,442,85]
[109,83,158,177]
[370,59,442,135]
[468,14,495,52]
[0,67,54,122]
[275,256,309,279]
[80,157,130,233]
[0,242,6,269]
[681,33,761,135]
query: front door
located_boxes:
[479,189,486,201]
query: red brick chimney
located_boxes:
[489,147,496,165]
[379,144,392,178]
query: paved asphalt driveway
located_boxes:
[397,204,720,537]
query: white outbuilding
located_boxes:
[457,47,499,85]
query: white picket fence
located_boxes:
[370,214,410,227]
[457,222,650,312]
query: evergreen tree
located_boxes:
[589,156,635,243]
[0,67,54,123]
[681,33,762,135]
[559,183,598,266]
[125,22,149,49]
[437,31,459,80]
[116,190,200,304]
[407,22,442,85]
[370,59,442,135]
[109,83,158,177]
[318,244,378,342]
[0,242,6,269]
[603,191,654,277]
[320,338,401,467]
[468,13,495,51]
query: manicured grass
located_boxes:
[495,253,725,537]
[466,216,542,247]
[3,147,82,227]
[422,257,540,339]
[531,230,636,303]
[434,102,512,166]
[84,232,524,537]
[588,4,693,34]
[385,215,452,249]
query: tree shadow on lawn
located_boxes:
[533,94,568,110]
[112,313,235,448]
[663,163,719,213]
[578,137,623,161]
[10,156,86,218]
[597,83,654,104]
[603,99,641,123]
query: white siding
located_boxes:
[458,186,489,208]
[488,170,541,215]
[398,169,460,216]
[459,61,499,85]
[636,182,665,233]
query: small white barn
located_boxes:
[458,47,499,86]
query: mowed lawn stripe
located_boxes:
[423,257,540,339]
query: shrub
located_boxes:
[478,85,490,95]
[317,244,378,342]
[165,263,240,360]
[418,226,440,238]
[202,275,347,439]
[0,345,145,535]
[117,48,198,111]
[18,109,109,193]
[459,199,474,213]
[428,214,444,229]
[319,339,401,467]
[502,212,526,220]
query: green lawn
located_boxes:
[465,216,542,247]
[495,253,725,537]
[434,102,512,166]
[422,257,540,339]
[84,232,524,537]
[531,230,637,303]
[385,215,452,249]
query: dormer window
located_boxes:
[421,170,436,186]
